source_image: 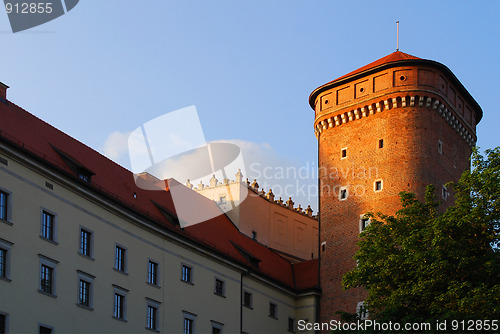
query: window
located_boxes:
[438,140,443,154]
[374,180,383,192]
[39,255,58,296]
[321,241,326,253]
[251,230,257,240]
[243,291,252,308]
[214,278,224,296]
[0,313,7,334]
[211,321,223,334]
[79,280,90,307]
[39,325,53,334]
[360,215,371,232]
[146,299,161,331]
[219,195,226,204]
[269,302,278,319]
[148,260,159,286]
[147,306,158,330]
[41,210,56,241]
[0,240,12,280]
[339,187,348,200]
[40,265,53,294]
[114,293,125,319]
[113,285,128,321]
[183,311,197,334]
[181,264,192,283]
[341,148,347,159]
[79,228,92,257]
[288,317,295,332]
[378,139,384,148]
[357,301,368,320]
[76,271,94,310]
[184,318,193,334]
[115,245,126,272]
[0,190,8,221]
[442,186,449,200]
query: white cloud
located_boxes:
[101,131,132,169]
[99,133,318,212]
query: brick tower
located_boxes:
[309,51,482,321]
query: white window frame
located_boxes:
[357,301,369,320]
[0,238,13,281]
[76,270,95,310]
[374,179,383,192]
[338,186,348,201]
[359,214,371,233]
[40,208,58,243]
[442,185,449,200]
[113,284,129,321]
[341,147,347,159]
[146,298,161,332]
[38,255,58,297]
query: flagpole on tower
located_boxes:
[396,21,400,51]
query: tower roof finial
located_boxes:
[396,20,400,51]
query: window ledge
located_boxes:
[113,268,128,276]
[268,315,278,320]
[112,316,128,323]
[180,279,194,285]
[38,290,57,298]
[77,252,95,261]
[146,282,161,289]
[39,236,58,245]
[0,276,11,283]
[76,303,94,311]
[243,305,253,310]
[0,219,13,226]
[145,327,160,333]
[214,293,226,298]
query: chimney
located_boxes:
[0,82,8,100]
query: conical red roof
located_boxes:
[332,51,420,83]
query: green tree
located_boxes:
[342,147,500,326]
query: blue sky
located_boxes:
[1,1,499,211]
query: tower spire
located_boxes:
[396,20,400,51]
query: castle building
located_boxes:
[0,83,319,334]
[309,51,482,321]
[192,175,319,262]
[0,49,484,333]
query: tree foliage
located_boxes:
[342,147,500,323]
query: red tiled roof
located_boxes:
[330,51,420,84]
[293,258,319,290]
[0,95,318,292]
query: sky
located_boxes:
[1,0,499,212]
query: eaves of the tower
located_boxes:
[309,51,483,123]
